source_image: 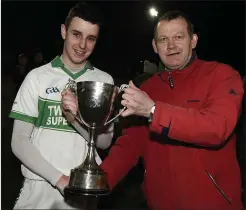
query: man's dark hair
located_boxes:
[154,10,194,40]
[65,2,103,30]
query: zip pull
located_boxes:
[168,72,174,88]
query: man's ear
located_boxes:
[191,34,198,49]
[61,24,67,40]
[152,39,158,54]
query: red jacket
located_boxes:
[101,58,244,210]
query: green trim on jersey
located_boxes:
[9,111,37,124]
[51,56,94,80]
[35,97,76,133]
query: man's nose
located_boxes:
[167,40,175,49]
[79,38,86,49]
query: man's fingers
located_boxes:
[121,99,139,112]
[61,89,74,97]
[61,99,77,108]
[61,89,69,96]
[121,99,128,107]
[63,107,77,115]
[62,104,77,115]
[62,107,76,122]
[62,101,78,116]
[61,91,66,96]
[123,86,139,95]
[121,108,134,117]
[129,80,139,90]
[122,93,135,102]
[122,98,140,108]
[62,91,78,103]
[122,93,143,108]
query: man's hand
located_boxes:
[121,80,155,117]
[61,89,78,123]
[55,174,70,196]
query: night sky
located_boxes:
[2,1,245,77]
[1,2,246,209]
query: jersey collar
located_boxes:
[51,56,94,80]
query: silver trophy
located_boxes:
[63,80,128,198]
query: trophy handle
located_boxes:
[67,110,90,128]
[63,79,91,127]
[104,84,129,126]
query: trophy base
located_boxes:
[64,186,110,197]
[65,166,110,198]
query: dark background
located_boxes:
[2,1,245,77]
[2,1,245,209]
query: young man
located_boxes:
[10,3,114,209]
[62,11,244,210]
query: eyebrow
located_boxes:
[71,29,82,34]
[71,29,97,39]
[88,35,97,39]
[158,32,185,37]
[175,32,185,35]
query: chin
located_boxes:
[72,57,87,64]
[165,63,181,69]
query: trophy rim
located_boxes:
[76,81,116,89]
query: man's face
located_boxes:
[61,17,99,68]
[152,18,198,70]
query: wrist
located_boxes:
[56,174,68,187]
[148,104,156,123]
[70,119,78,125]
[51,171,64,187]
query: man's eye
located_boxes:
[175,35,183,40]
[88,37,96,41]
[73,33,80,37]
[158,37,167,42]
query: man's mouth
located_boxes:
[167,52,180,56]
[74,49,85,56]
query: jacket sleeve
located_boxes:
[149,64,244,147]
[100,125,147,190]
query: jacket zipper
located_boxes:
[168,72,174,89]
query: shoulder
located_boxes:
[198,59,241,79]
[213,62,241,79]
[198,59,243,94]
[92,66,113,78]
[24,63,52,84]
[28,63,52,76]
[28,63,53,77]
[90,66,114,85]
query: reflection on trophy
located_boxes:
[63,80,127,198]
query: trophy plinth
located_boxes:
[64,167,110,197]
[63,81,126,199]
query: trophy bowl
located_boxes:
[64,81,125,199]
[76,81,119,128]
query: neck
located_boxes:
[165,50,196,72]
[61,54,86,73]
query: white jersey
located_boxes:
[9,56,114,181]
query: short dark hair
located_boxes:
[65,2,103,30]
[154,10,194,40]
